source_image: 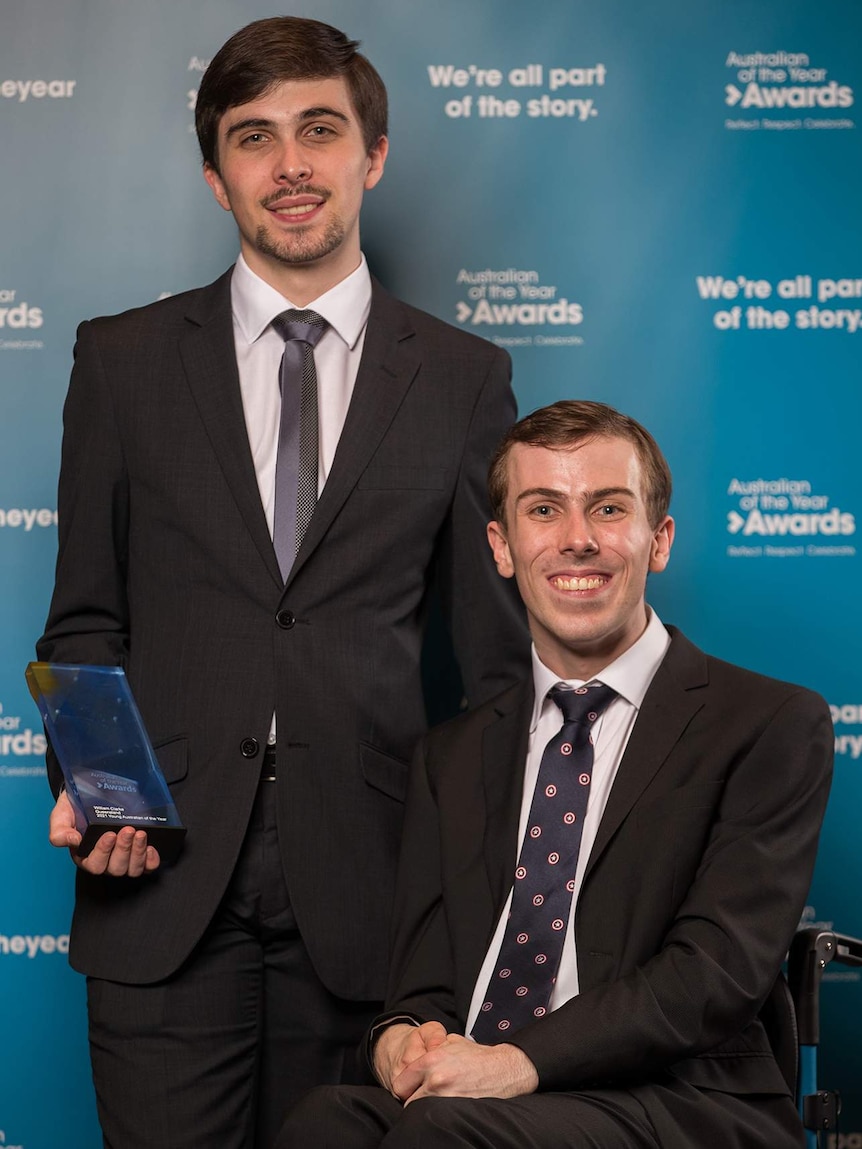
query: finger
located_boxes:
[143,845,161,873]
[381,1044,417,1091]
[49,821,82,849]
[48,792,82,849]
[75,831,118,874]
[402,1086,429,1107]
[373,1026,413,1090]
[391,1061,426,1102]
[386,1024,434,1081]
[103,827,143,877]
[419,1021,448,1048]
[400,1030,431,1066]
[124,830,152,878]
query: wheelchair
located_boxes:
[765,928,862,1148]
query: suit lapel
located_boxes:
[179,270,284,589]
[585,628,709,877]
[177,275,424,592]
[481,682,534,912]
[285,280,420,586]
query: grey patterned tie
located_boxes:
[271,309,327,580]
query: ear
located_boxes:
[203,163,232,213]
[648,515,674,573]
[487,520,515,579]
[364,135,389,190]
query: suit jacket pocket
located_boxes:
[357,465,448,490]
[359,742,409,802]
[152,734,189,785]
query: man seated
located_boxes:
[279,400,833,1149]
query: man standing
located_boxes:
[38,17,525,1149]
[281,400,833,1149]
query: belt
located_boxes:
[261,744,277,783]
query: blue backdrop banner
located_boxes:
[2,2,859,1145]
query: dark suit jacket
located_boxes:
[37,268,527,996]
[381,628,833,1118]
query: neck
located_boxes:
[241,245,362,308]
[534,609,650,682]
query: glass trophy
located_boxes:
[26,662,186,864]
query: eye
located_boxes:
[594,503,625,519]
[239,131,270,147]
[530,504,556,518]
[304,123,337,139]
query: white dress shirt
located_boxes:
[230,252,372,535]
[465,608,671,1035]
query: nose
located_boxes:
[560,510,598,556]
[274,142,312,184]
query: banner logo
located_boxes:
[0,79,76,102]
[0,703,47,773]
[723,50,855,131]
[0,290,44,351]
[0,933,69,957]
[455,268,584,348]
[832,703,862,760]
[185,56,210,129]
[725,478,856,559]
[0,507,57,529]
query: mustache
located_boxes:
[261,185,330,208]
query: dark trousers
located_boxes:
[278,1084,660,1149]
[277,1081,806,1149]
[87,782,380,1149]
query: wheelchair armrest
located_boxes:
[788,928,862,1047]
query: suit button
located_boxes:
[240,738,259,759]
[275,609,296,629]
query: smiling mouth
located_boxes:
[271,202,319,218]
[263,185,329,216]
[551,575,607,591]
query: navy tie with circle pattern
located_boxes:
[470,681,617,1044]
[271,309,328,581]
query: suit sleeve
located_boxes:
[382,736,462,1032]
[508,687,834,1090]
[36,321,131,795]
[434,345,529,706]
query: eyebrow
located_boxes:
[224,117,277,141]
[588,487,637,503]
[514,486,637,506]
[223,106,350,141]
[298,105,350,125]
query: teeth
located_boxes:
[276,203,317,217]
[553,576,605,591]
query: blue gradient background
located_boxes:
[1,2,859,1144]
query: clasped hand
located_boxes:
[373,1021,539,1105]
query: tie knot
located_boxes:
[549,682,616,726]
[271,309,328,348]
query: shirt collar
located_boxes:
[230,252,372,350]
[529,607,671,732]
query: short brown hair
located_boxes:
[488,400,672,528]
[195,16,389,172]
